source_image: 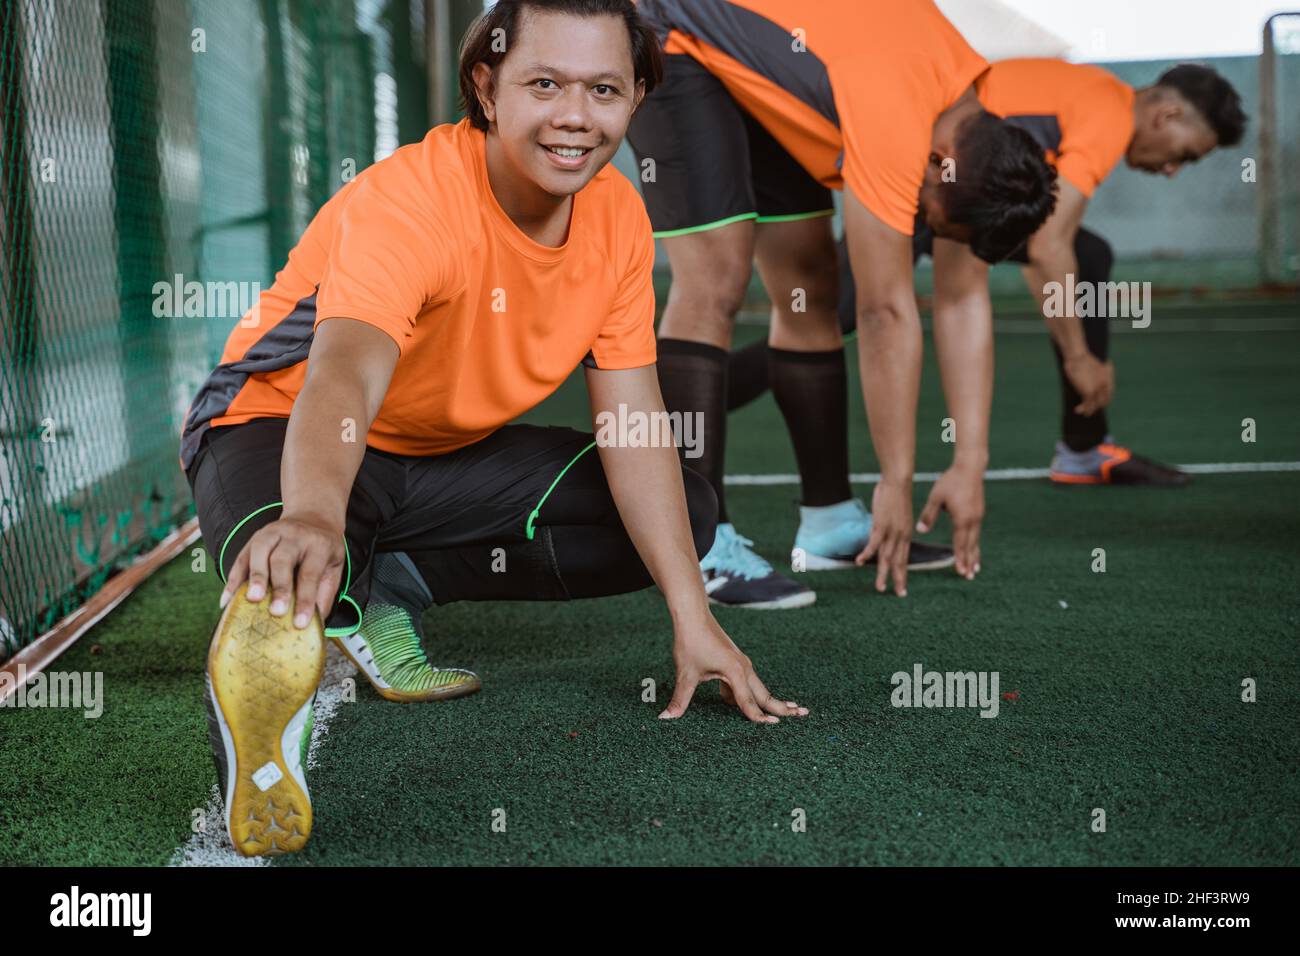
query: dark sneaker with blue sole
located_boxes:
[701,523,816,610]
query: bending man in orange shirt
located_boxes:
[627,0,1058,608]
[728,60,1247,505]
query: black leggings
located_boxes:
[728,228,1116,450]
[185,418,718,635]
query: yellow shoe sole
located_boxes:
[207,582,325,856]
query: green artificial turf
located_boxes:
[2,315,1297,866]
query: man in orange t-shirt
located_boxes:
[627,0,1058,606]
[726,60,1246,554]
[182,0,807,859]
[923,61,1247,488]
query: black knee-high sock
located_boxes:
[769,347,852,507]
[656,338,730,523]
[727,338,772,411]
[1053,228,1113,451]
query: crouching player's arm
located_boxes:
[1020,180,1112,416]
[220,318,400,627]
[924,237,991,580]
[585,365,808,724]
[842,188,922,597]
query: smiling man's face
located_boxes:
[473,9,642,200]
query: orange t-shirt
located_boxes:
[977,59,1135,198]
[179,118,656,473]
[637,0,988,234]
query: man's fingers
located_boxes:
[855,528,883,567]
[294,551,329,628]
[916,494,942,535]
[315,568,341,626]
[954,522,976,579]
[726,672,772,723]
[892,543,909,597]
[267,540,298,618]
[750,672,807,717]
[245,530,278,603]
[220,548,250,608]
[659,673,699,720]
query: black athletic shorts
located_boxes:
[184,419,636,637]
[626,53,834,237]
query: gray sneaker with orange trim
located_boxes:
[1049,439,1190,486]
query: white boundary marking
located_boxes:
[170,645,356,867]
[734,313,1300,334]
[725,460,1300,486]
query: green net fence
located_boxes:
[0,0,431,659]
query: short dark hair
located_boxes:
[944,111,1059,264]
[1154,64,1247,147]
[458,0,663,131]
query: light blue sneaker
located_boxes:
[792,497,955,572]
[701,523,816,609]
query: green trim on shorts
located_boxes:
[652,212,758,239]
[525,441,599,541]
[753,208,836,224]
[218,501,285,583]
[217,500,361,637]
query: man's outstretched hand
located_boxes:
[856,478,912,596]
[917,464,984,581]
[660,614,808,724]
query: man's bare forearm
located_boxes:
[280,372,373,533]
[1024,247,1087,360]
[597,440,709,622]
[931,293,992,471]
[856,301,922,484]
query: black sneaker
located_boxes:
[1050,440,1190,487]
[701,523,816,610]
[858,540,956,572]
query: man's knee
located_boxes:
[663,228,755,321]
[682,468,719,560]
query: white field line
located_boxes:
[724,460,1300,486]
[734,313,1300,334]
[170,644,356,867]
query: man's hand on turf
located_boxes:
[1063,353,1115,416]
[856,478,911,596]
[660,615,808,723]
[917,464,983,580]
[219,516,347,630]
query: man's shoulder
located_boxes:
[351,122,475,208]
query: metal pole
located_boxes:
[426,0,449,126]
[1259,16,1279,284]
[1258,12,1300,284]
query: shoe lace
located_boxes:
[702,526,773,582]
